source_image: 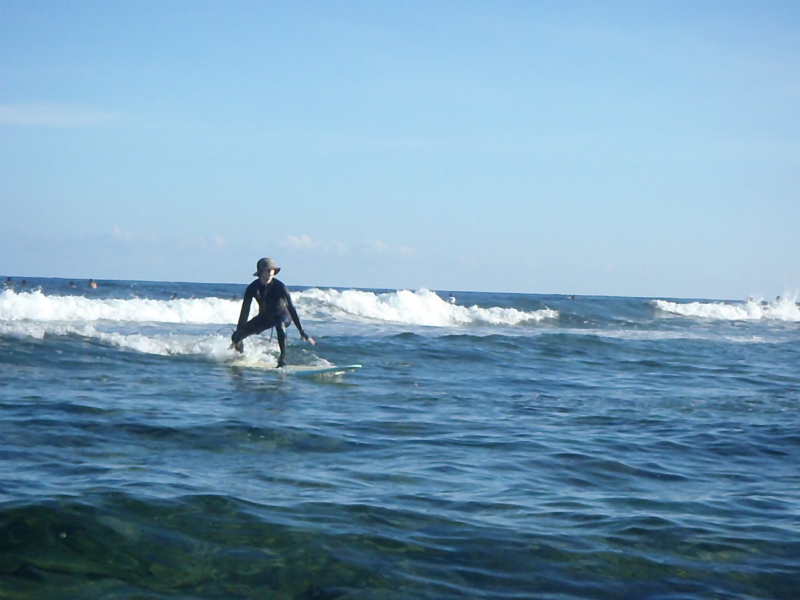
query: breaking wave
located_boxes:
[654,296,800,322]
[0,288,557,328]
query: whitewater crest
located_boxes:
[296,288,558,327]
[0,288,558,368]
[0,289,239,324]
[0,288,557,362]
[0,288,557,328]
[654,296,800,322]
[0,318,283,365]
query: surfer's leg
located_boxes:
[273,310,294,366]
[275,323,287,367]
[231,314,276,350]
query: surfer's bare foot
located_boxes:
[232,341,243,353]
[277,356,286,368]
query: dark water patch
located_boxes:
[4,490,797,599]
[46,400,111,416]
[84,419,364,455]
[533,332,617,360]
[0,494,389,600]
[546,452,685,488]
[390,331,423,342]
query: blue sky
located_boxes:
[1,0,798,299]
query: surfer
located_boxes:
[230,257,315,367]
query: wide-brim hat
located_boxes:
[254,257,281,276]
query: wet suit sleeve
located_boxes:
[282,285,307,338]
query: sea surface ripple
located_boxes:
[1,279,799,599]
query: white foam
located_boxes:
[1,288,556,328]
[654,296,800,322]
[297,288,558,327]
[0,288,558,359]
[0,289,240,324]
[0,318,282,365]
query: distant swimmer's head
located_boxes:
[254,257,281,281]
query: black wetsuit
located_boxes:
[231,278,308,364]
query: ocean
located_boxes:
[1,277,798,600]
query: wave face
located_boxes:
[654,296,800,322]
[0,287,556,326]
[2,278,800,599]
[0,286,558,363]
[299,287,558,326]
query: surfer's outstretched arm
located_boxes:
[284,289,315,345]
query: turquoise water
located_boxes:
[1,278,799,599]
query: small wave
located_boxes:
[0,289,239,324]
[1,288,557,329]
[653,297,800,322]
[298,288,558,327]
[0,320,282,365]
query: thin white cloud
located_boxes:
[111,226,136,243]
[179,235,228,250]
[366,239,388,252]
[362,239,415,257]
[278,234,348,256]
[279,234,316,250]
[110,227,226,251]
[277,234,414,258]
[0,103,125,128]
[323,241,348,256]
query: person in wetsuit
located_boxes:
[230,257,315,367]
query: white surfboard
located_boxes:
[230,355,361,376]
[280,364,362,376]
